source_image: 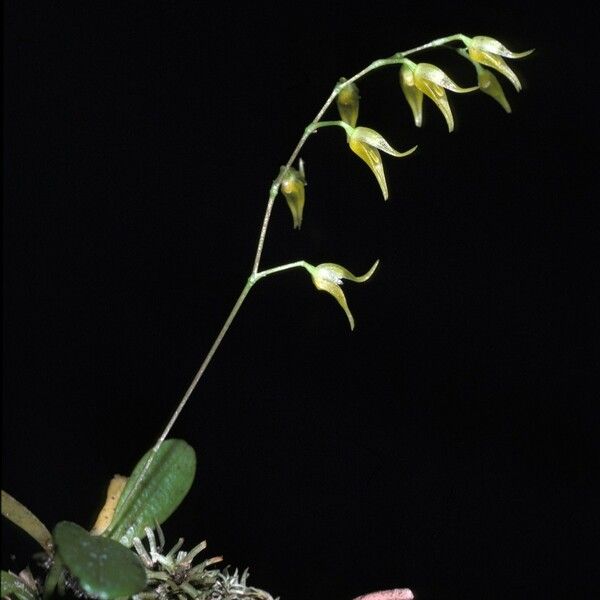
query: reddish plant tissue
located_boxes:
[354,590,414,600]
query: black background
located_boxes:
[3,3,597,600]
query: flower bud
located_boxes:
[336,78,360,128]
[279,161,306,229]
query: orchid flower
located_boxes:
[347,126,416,200]
[465,35,534,92]
[400,61,478,132]
[305,260,379,330]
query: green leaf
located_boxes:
[53,521,146,600]
[105,439,196,547]
[1,570,39,600]
[1,490,52,551]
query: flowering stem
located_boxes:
[254,261,310,281]
[306,120,351,135]
[117,277,255,511]
[122,259,311,506]
[132,33,472,497]
[401,33,469,56]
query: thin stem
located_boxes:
[306,120,348,134]
[120,260,310,506]
[401,33,468,56]
[255,260,309,280]
[119,277,255,509]
[156,280,254,444]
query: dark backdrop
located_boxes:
[3,3,597,599]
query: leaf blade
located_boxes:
[105,439,196,547]
[53,521,146,600]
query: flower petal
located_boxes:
[312,277,355,330]
[399,64,424,127]
[349,138,389,200]
[317,260,380,283]
[414,63,478,93]
[477,68,511,113]
[470,36,535,59]
[414,77,455,132]
[468,48,523,91]
[351,127,417,157]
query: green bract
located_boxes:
[104,439,196,547]
[53,521,146,600]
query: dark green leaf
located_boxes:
[1,570,39,600]
[105,439,196,547]
[53,521,146,600]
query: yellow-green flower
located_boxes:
[279,160,306,229]
[306,260,379,330]
[336,78,360,128]
[466,36,534,92]
[477,67,511,113]
[400,62,478,132]
[399,64,424,127]
[348,127,416,200]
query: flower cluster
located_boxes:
[399,61,477,132]
[272,35,531,330]
[399,35,532,130]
